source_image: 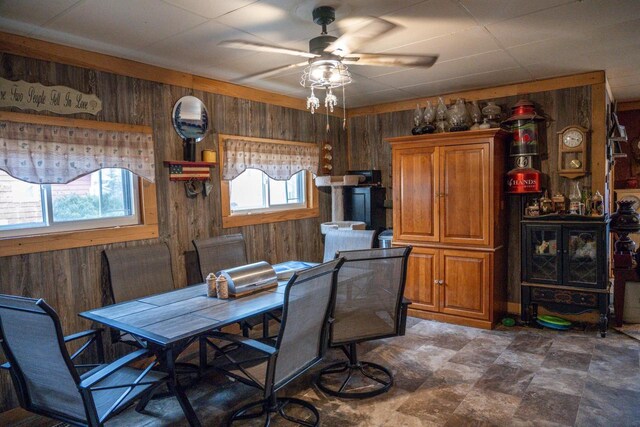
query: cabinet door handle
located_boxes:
[438,280,444,285]
[434,279,439,284]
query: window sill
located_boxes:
[0,223,159,257]
[222,207,319,228]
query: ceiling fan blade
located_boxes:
[345,53,439,68]
[237,61,308,81]
[219,40,319,59]
[326,17,396,55]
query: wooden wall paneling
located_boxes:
[0,50,343,412]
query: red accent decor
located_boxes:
[506,168,542,193]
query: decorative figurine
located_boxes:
[552,193,567,213]
[539,190,553,215]
[591,191,604,216]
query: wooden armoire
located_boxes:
[387,128,508,329]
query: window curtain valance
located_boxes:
[0,116,155,184]
[222,137,319,181]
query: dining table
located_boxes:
[79,275,292,426]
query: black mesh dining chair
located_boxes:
[104,243,175,304]
[193,234,278,339]
[205,258,344,426]
[103,243,200,385]
[0,294,166,427]
[315,246,412,398]
[322,229,376,262]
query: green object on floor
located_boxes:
[501,317,516,327]
[537,315,571,326]
[536,315,572,330]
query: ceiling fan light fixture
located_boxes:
[306,87,320,114]
[301,59,351,114]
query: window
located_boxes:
[0,168,139,237]
[230,169,305,213]
[219,135,319,228]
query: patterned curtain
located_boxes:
[0,120,155,184]
[222,138,319,181]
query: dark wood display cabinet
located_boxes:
[520,217,610,337]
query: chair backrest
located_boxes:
[193,234,248,281]
[273,258,343,388]
[323,229,376,262]
[330,246,412,345]
[0,295,87,424]
[104,243,174,303]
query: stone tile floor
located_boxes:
[33,318,640,426]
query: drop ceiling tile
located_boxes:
[486,0,640,48]
[525,41,640,80]
[370,50,521,88]
[42,0,208,50]
[401,66,532,99]
[365,0,478,53]
[142,21,258,70]
[608,74,640,88]
[380,26,501,62]
[458,0,574,26]
[506,18,640,66]
[214,0,323,46]
[204,52,306,89]
[611,83,640,102]
[161,0,258,19]
[0,0,81,28]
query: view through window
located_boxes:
[0,168,139,236]
[229,169,305,213]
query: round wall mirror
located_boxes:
[172,96,209,161]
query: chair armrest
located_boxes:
[206,331,277,356]
[64,328,103,343]
[79,348,151,389]
[0,362,10,370]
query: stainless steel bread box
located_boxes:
[217,261,278,297]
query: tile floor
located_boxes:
[58,319,640,426]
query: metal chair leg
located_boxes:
[315,343,393,399]
[228,396,319,426]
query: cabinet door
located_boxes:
[393,147,439,242]
[404,247,439,312]
[562,225,605,288]
[440,250,490,320]
[439,143,490,246]
[522,223,562,284]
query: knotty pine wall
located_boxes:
[347,86,593,306]
[0,52,347,412]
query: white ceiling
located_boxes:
[1,0,639,107]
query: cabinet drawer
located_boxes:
[530,287,598,308]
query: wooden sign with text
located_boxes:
[0,77,102,115]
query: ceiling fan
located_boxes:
[219,6,438,114]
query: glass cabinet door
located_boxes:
[523,224,562,284]
[563,226,603,288]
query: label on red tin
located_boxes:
[506,168,541,193]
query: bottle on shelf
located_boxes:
[569,181,582,214]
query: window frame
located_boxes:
[0,168,140,237]
[0,112,159,256]
[219,134,319,229]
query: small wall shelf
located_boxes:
[163,160,216,181]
